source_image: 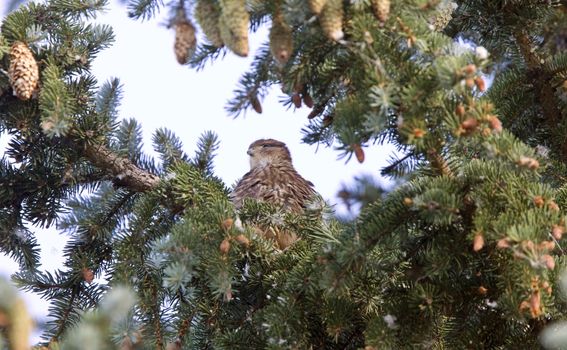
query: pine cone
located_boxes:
[195,0,224,47]
[269,14,293,65]
[174,17,197,65]
[8,41,39,100]
[220,238,231,255]
[219,0,249,57]
[81,268,95,284]
[250,94,262,114]
[371,0,390,23]
[432,2,456,31]
[291,93,302,108]
[352,143,365,163]
[308,0,327,15]
[319,0,344,41]
[302,92,314,108]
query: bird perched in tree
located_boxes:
[231,139,318,248]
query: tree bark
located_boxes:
[83,143,160,192]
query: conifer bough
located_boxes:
[3,0,567,349]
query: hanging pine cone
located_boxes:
[308,0,327,15]
[81,268,94,284]
[371,0,390,23]
[319,0,344,41]
[8,41,39,100]
[195,0,224,47]
[308,105,325,119]
[250,94,262,114]
[234,234,250,247]
[474,76,486,92]
[269,13,293,65]
[352,143,365,163]
[173,9,197,65]
[472,232,484,252]
[219,0,249,57]
[302,92,314,108]
[431,2,456,31]
[220,238,231,255]
[291,93,302,108]
[221,218,234,230]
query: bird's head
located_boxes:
[247,139,292,169]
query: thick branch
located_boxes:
[83,143,160,192]
[514,31,564,158]
[514,31,542,69]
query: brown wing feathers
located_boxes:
[232,139,316,211]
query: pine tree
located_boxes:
[2,0,567,349]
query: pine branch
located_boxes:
[83,142,160,192]
[99,191,134,227]
[54,286,78,340]
[191,131,219,175]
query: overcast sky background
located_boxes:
[0,0,395,337]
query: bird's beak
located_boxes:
[247,148,253,156]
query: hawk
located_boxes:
[231,139,318,248]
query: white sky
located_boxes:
[0,0,395,338]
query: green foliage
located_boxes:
[225,43,275,118]
[2,0,567,349]
[336,174,388,216]
[39,60,75,137]
[191,131,220,175]
[59,286,137,350]
[126,0,162,21]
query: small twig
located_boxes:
[381,152,414,176]
[150,283,164,350]
[98,191,135,229]
[176,307,197,342]
[53,287,78,341]
[427,149,453,177]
